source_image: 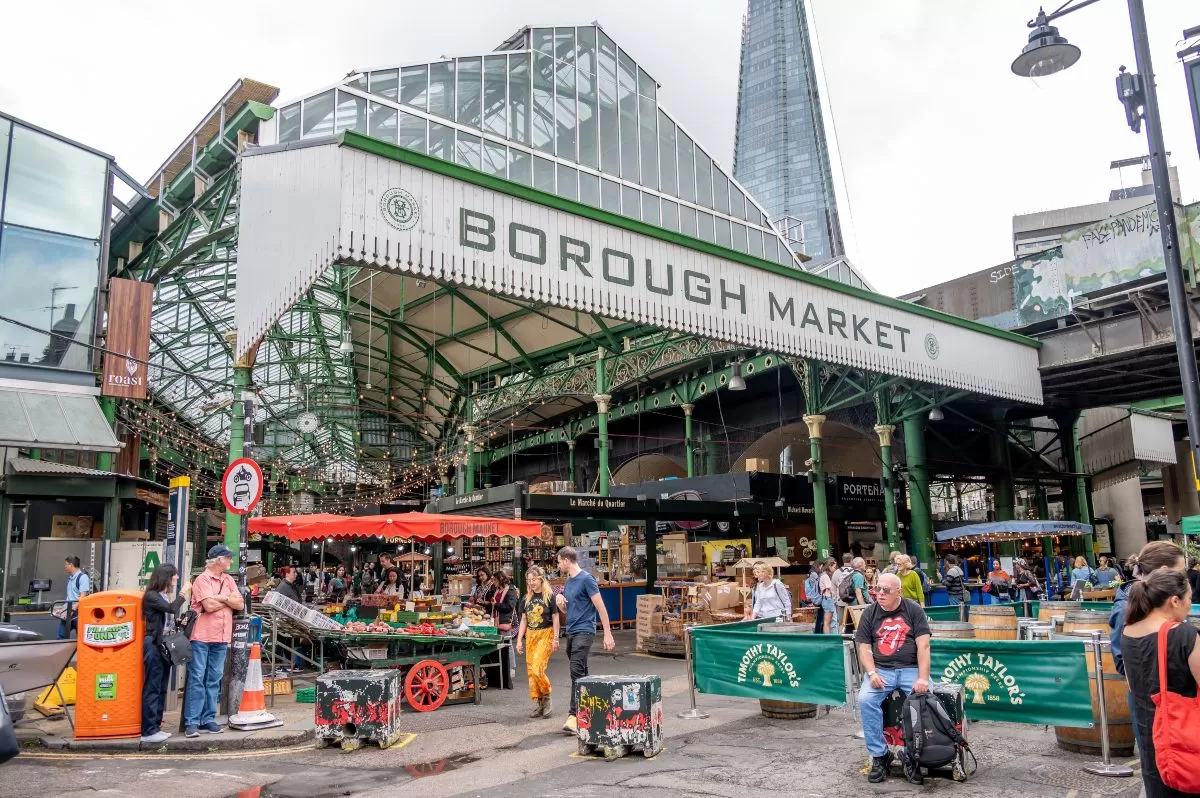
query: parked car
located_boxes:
[0,622,44,723]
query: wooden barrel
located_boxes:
[1039,601,1081,622]
[927,621,975,639]
[1062,611,1111,635]
[969,605,1018,640]
[757,622,817,719]
[761,622,815,634]
[760,698,818,719]
[1052,631,1134,757]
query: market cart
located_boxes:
[312,629,502,711]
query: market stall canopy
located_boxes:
[935,520,1092,544]
[248,511,540,542]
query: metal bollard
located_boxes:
[1081,630,1133,778]
[677,625,710,720]
[1022,598,1031,619]
[959,600,966,623]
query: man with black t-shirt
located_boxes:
[854,572,931,783]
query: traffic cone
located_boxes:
[229,643,283,731]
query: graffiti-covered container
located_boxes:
[315,670,404,751]
[575,675,664,760]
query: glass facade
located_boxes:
[275,25,799,268]
[734,0,845,262]
[0,116,107,373]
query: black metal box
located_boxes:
[575,674,664,759]
[315,669,404,750]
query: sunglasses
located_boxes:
[876,586,898,595]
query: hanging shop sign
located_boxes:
[834,476,886,506]
[101,277,154,400]
[235,136,1043,405]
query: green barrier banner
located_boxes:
[930,638,1093,727]
[691,625,847,706]
[924,605,962,621]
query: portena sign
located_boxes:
[234,140,1043,404]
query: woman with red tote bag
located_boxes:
[1119,568,1200,797]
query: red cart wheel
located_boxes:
[405,660,449,712]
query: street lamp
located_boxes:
[1013,1,1200,513]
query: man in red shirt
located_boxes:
[184,545,243,738]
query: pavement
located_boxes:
[1,631,1149,797]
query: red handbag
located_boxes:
[1151,622,1200,793]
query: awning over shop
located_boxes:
[0,385,120,453]
[935,520,1092,543]
[249,511,541,542]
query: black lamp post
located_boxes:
[1013,2,1200,515]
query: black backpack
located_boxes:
[900,692,975,779]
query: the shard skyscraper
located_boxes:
[734,0,845,263]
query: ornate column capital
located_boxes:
[462,424,479,443]
[681,403,695,417]
[566,440,576,451]
[593,393,612,414]
[802,414,827,439]
[873,424,895,448]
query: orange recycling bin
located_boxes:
[74,590,144,739]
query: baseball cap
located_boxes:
[207,544,235,559]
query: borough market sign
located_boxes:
[236,134,1042,404]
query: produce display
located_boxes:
[461,607,490,625]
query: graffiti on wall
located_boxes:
[1012,202,1200,326]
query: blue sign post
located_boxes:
[166,476,191,591]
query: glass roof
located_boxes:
[275,25,805,270]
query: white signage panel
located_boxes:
[237,141,1042,403]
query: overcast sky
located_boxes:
[1,0,1196,296]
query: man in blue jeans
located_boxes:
[58,557,90,639]
[184,545,243,737]
[553,546,615,735]
[855,572,931,784]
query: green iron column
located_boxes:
[804,414,831,561]
[595,348,611,497]
[1064,411,1096,567]
[682,403,695,478]
[567,440,577,488]
[903,416,934,575]
[1036,483,1055,562]
[874,424,900,553]
[223,365,252,562]
[703,434,719,476]
[990,409,1018,557]
[462,426,478,493]
[97,397,117,472]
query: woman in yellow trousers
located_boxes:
[515,566,560,718]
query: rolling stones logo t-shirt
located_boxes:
[853,598,931,669]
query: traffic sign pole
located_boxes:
[219,366,260,721]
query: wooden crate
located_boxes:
[264,676,293,696]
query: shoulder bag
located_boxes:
[1151,622,1200,793]
[160,601,194,665]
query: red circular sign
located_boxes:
[221,457,264,516]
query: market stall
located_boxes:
[253,511,540,711]
[931,521,1093,605]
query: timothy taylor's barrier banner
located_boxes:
[691,622,848,706]
[930,638,1093,727]
[689,623,1095,727]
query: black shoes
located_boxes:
[868,753,893,783]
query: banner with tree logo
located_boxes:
[930,638,1093,727]
[691,624,847,706]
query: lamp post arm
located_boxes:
[1036,0,1104,26]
